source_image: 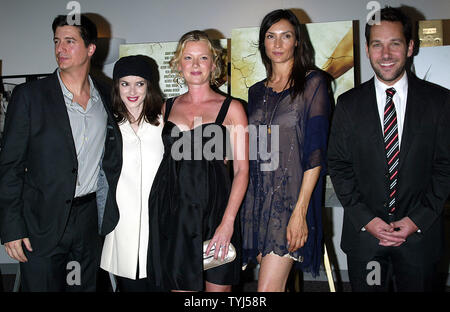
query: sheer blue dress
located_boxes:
[241,70,330,276]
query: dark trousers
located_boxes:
[347,246,438,292]
[20,196,101,292]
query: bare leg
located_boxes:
[205,281,232,292]
[171,281,232,292]
[257,253,294,292]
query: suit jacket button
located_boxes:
[72,168,77,174]
[66,199,72,204]
[383,203,387,208]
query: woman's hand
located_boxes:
[287,166,320,253]
[205,99,248,261]
[206,219,234,261]
[286,209,308,253]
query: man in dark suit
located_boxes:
[328,7,450,291]
[0,14,120,291]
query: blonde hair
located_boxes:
[170,30,223,86]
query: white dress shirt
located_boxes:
[374,72,408,148]
[361,72,418,233]
[101,117,164,279]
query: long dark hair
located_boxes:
[259,9,315,98]
[112,79,163,126]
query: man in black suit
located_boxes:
[328,7,450,291]
[0,14,120,291]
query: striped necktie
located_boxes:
[384,87,399,214]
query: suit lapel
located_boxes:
[48,72,78,164]
[399,74,426,170]
[364,79,388,170]
[48,72,122,170]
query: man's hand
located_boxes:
[381,217,418,247]
[4,238,33,262]
[364,217,405,246]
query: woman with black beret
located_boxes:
[100,55,165,292]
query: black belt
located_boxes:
[72,192,96,206]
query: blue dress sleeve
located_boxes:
[302,71,331,176]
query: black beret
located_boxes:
[113,55,152,82]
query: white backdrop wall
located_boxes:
[1,0,450,81]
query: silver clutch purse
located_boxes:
[203,239,236,271]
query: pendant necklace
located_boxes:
[259,79,295,197]
[263,79,289,134]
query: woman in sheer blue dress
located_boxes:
[241,9,331,291]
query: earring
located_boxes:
[175,72,185,86]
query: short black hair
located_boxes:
[52,14,97,47]
[365,6,412,44]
